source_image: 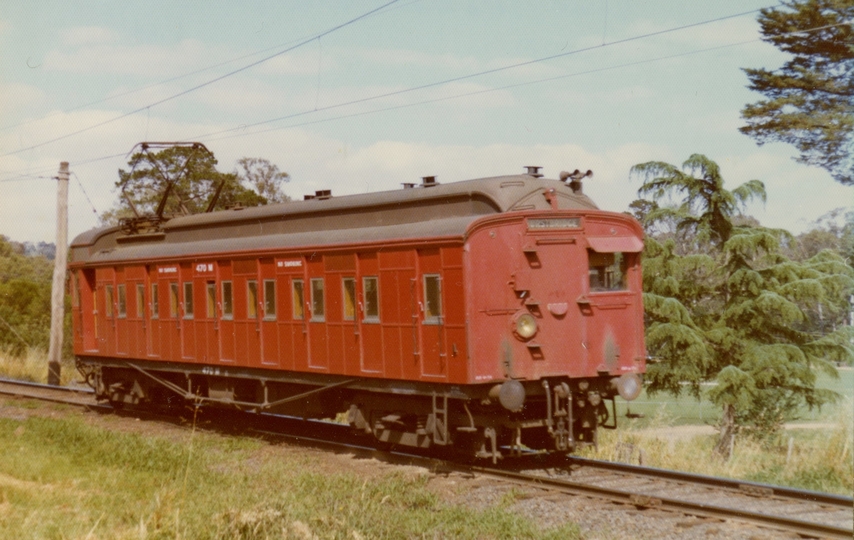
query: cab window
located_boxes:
[589,251,628,291]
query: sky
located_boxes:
[1,0,851,244]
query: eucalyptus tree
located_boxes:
[101,145,285,225]
[631,155,853,457]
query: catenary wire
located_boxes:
[202,38,763,144]
[71,172,100,215]
[0,0,401,158]
[184,7,772,142]
[0,6,771,180]
[199,19,850,143]
[0,0,422,134]
[0,16,850,183]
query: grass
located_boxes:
[582,397,853,495]
[0,407,581,540]
[0,347,77,386]
[612,367,854,427]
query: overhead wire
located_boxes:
[199,19,850,144]
[71,172,100,215]
[0,0,402,158]
[0,0,423,134]
[1,10,842,184]
[202,38,764,144]
[184,7,771,142]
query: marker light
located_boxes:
[513,312,538,340]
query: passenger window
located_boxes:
[222,281,233,319]
[170,283,179,318]
[589,251,628,292]
[311,278,325,321]
[105,285,114,318]
[423,275,442,323]
[136,284,145,318]
[363,276,379,322]
[343,278,356,320]
[117,284,127,318]
[247,281,258,318]
[183,282,194,319]
[264,280,276,320]
[292,279,305,320]
[151,284,159,319]
[206,282,216,318]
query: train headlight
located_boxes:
[512,312,538,340]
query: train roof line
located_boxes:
[72,172,598,248]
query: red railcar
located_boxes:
[71,167,645,459]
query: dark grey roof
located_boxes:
[71,173,598,265]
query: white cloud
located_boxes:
[0,83,47,112]
[3,116,847,244]
[60,26,119,46]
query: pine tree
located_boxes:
[631,155,854,457]
[739,0,854,185]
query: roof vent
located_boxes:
[303,194,315,200]
[402,182,416,189]
[524,166,543,178]
[421,176,438,187]
[315,189,332,200]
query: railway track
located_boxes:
[1,378,851,539]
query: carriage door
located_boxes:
[277,257,308,371]
[321,254,357,375]
[127,274,146,358]
[146,266,160,358]
[357,253,382,373]
[157,265,181,361]
[307,256,328,370]
[584,237,644,376]
[259,258,279,366]
[179,264,196,362]
[96,269,116,355]
[217,262,236,363]
[521,222,586,379]
[114,268,129,356]
[193,262,217,364]
[79,269,98,352]
[417,249,446,379]
[233,259,261,367]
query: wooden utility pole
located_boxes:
[47,162,69,385]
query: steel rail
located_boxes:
[0,377,849,538]
[466,465,853,540]
[567,455,854,507]
[0,377,94,394]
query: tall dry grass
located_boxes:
[0,347,78,386]
[583,399,853,495]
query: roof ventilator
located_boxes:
[560,169,593,194]
[304,189,332,200]
[421,176,438,187]
[524,166,543,178]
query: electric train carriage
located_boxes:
[70,166,646,461]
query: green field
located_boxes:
[612,368,854,426]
